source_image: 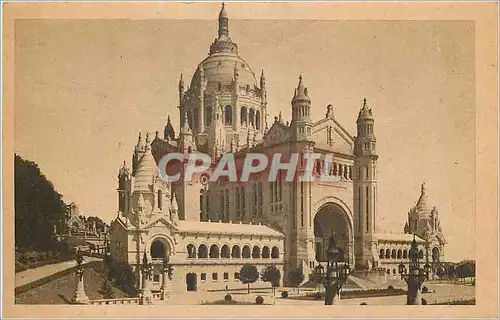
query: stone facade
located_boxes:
[109,3,446,292]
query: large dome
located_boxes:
[188,3,258,94]
[178,3,267,148]
[189,52,258,94]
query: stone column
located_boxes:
[199,95,205,133]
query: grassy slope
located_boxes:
[15,263,130,304]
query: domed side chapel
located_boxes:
[109,3,446,293]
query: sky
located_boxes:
[14,7,475,262]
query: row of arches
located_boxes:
[186,244,280,259]
[379,248,424,260]
[186,105,262,130]
[240,106,261,130]
[313,160,353,180]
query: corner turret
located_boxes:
[290,75,312,141]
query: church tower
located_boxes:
[353,98,378,270]
[290,75,313,141]
[117,161,132,214]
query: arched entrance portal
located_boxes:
[186,273,197,291]
[314,203,352,263]
[150,238,170,259]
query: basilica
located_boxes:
[109,3,446,293]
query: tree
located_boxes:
[99,279,114,299]
[456,260,475,281]
[239,264,260,294]
[15,154,66,250]
[261,264,281,295]
[308,268,324,293]
[446,263,457,279]
[288,267,305,294]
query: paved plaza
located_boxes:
[153,283,475,306]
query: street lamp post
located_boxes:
[398,234,431,305]
[314,263,325,293]
[71,250,89,304]
[139,252,153,305]
[323,235,350,305]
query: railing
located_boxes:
[429,298,475,305]
[89,297,140,305]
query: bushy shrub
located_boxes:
[314,292,322,300]
[421,286,429,293]
[421,298,428,305]
[360,302,367,305]
[255,295,264,305]
[387,285,394,290]
[107,260,137,296]
[224,294,232,301]
[281,291,288,298]
[99,279,114,299]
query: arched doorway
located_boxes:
[186,273,197,291]
[150,238,169,259]
[314,202,352,263]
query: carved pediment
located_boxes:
[143,216,178,232]
[262,123,291,147]
[311,118,354,154]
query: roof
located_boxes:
[414,183,432,219]
[176,220,284,237]
[133,146,156,191]
[375,233,426,243]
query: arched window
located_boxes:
[198,244,208,258]
[262,246,270,258]
[205,106,212,127]
[391,249,397,259]
[379,249,385,259]
[397,249,402,259]
[249,109,255,127]
[158,190,163,210]
[221,245,230,258]
[256,110,261,130]
[271,246,280,259]
[231,245,241,258]
[252,246,261,258]
[385,249,390,259]
[403,250,408,259]
[418,250,424,259]
[224,105,232,125]
[241,106,248,126]
[242,245,251,258]
[187,244,196,258]
[209,244,220,258]
[432,247,440,261]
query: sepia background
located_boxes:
[14,18,475,262]
[4,1,497,318]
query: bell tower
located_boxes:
[353,98,378,270]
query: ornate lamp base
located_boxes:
[72,276,89,304]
